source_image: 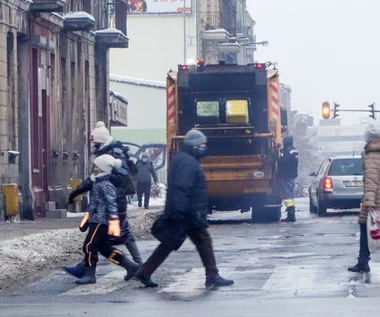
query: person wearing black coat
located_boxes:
[277,135,298,222]
[135,129,234,288]
[135,152,158,209]
[64,121,143,281]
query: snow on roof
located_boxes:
[109,89,128,104]
[203,28,230,34]
[52,12,65,20]
[64,11,95,21]
[110,74,166,89]
[96,28,124,35]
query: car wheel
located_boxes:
[309,197,318,214]
[317,199,327,216]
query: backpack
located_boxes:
[125,159,138,195]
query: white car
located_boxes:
[309,156,363,216]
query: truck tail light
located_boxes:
[323,177,333,190]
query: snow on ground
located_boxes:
[0,199,164,292]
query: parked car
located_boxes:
[309,156,363,216]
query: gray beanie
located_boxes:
[183,130,207,146]
[365,124,380,142]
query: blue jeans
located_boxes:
[281,178,296,208]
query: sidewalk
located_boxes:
[0,203,161,292]
[0,214,81,242]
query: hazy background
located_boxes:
[246,0,380,125]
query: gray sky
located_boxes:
[246,0,380,125]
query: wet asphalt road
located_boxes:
[2,197,380,316]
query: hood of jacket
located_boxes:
[283,135,293,148]
[365,139,380,153]
[96,138,123,156]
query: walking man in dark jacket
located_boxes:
[136,152,158,209]
[136,129,234,288]
[64,121,143,280]
[278,135,298,222]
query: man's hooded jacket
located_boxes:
[278,135,298,179]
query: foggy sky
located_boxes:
[246,0,380,126]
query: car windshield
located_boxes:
[328,158,363,176]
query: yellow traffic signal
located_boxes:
[322,102,331,119]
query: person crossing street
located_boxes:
[278,135,298,222]
[135,129,234,288]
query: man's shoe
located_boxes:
[205,275,234,287]
[144,206,149,210]
[63,261,85,278]
[348,258,370,273]
[281,207,296,222]
[135,271,158,287]
[138,203,142,208]
[280,217,296,222]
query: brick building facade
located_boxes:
[0,0,128,220]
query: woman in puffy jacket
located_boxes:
[348,124,380,273]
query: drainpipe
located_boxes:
[196,0,200,58]
[183,0,187,64]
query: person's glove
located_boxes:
[79,211,90,232]
[108,219,121,237]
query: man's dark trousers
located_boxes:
[140,227,219,279]
[137,181,151,208]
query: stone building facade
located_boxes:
[0,0,128,220]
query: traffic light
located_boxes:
[333,103,340,118]
[322,102,331,119]
[369,103,376,119]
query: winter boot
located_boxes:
[76,266,96,284]
[205,274,234,287]
[125,240,143,265]
[281,206,296,222]
[135,269,158,287]
[348,257,370,273]
[120,256,140,281]
[63,261,85,278]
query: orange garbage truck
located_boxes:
[166,61,288,222]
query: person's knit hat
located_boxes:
[141,152,149,158]
[365,123,380,142]
[183,130,207,146]
[93,154,121,174]
[90,121,110,144]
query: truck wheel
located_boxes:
[251,207,281,223]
